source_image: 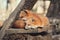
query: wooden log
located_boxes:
[3,33,52,40]
[6,29,38,34]
[5,26,51,34]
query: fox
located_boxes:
[19,10,49,29]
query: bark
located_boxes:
[47,0,60,19]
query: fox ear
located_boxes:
[24,10,28,14]
[20,10,28,15]
[24,10,31,14]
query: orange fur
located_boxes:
[19,10,49,29]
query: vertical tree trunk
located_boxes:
[47,0,60,19]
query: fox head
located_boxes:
[19,10,33,19]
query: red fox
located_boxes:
[19,10,49,29]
